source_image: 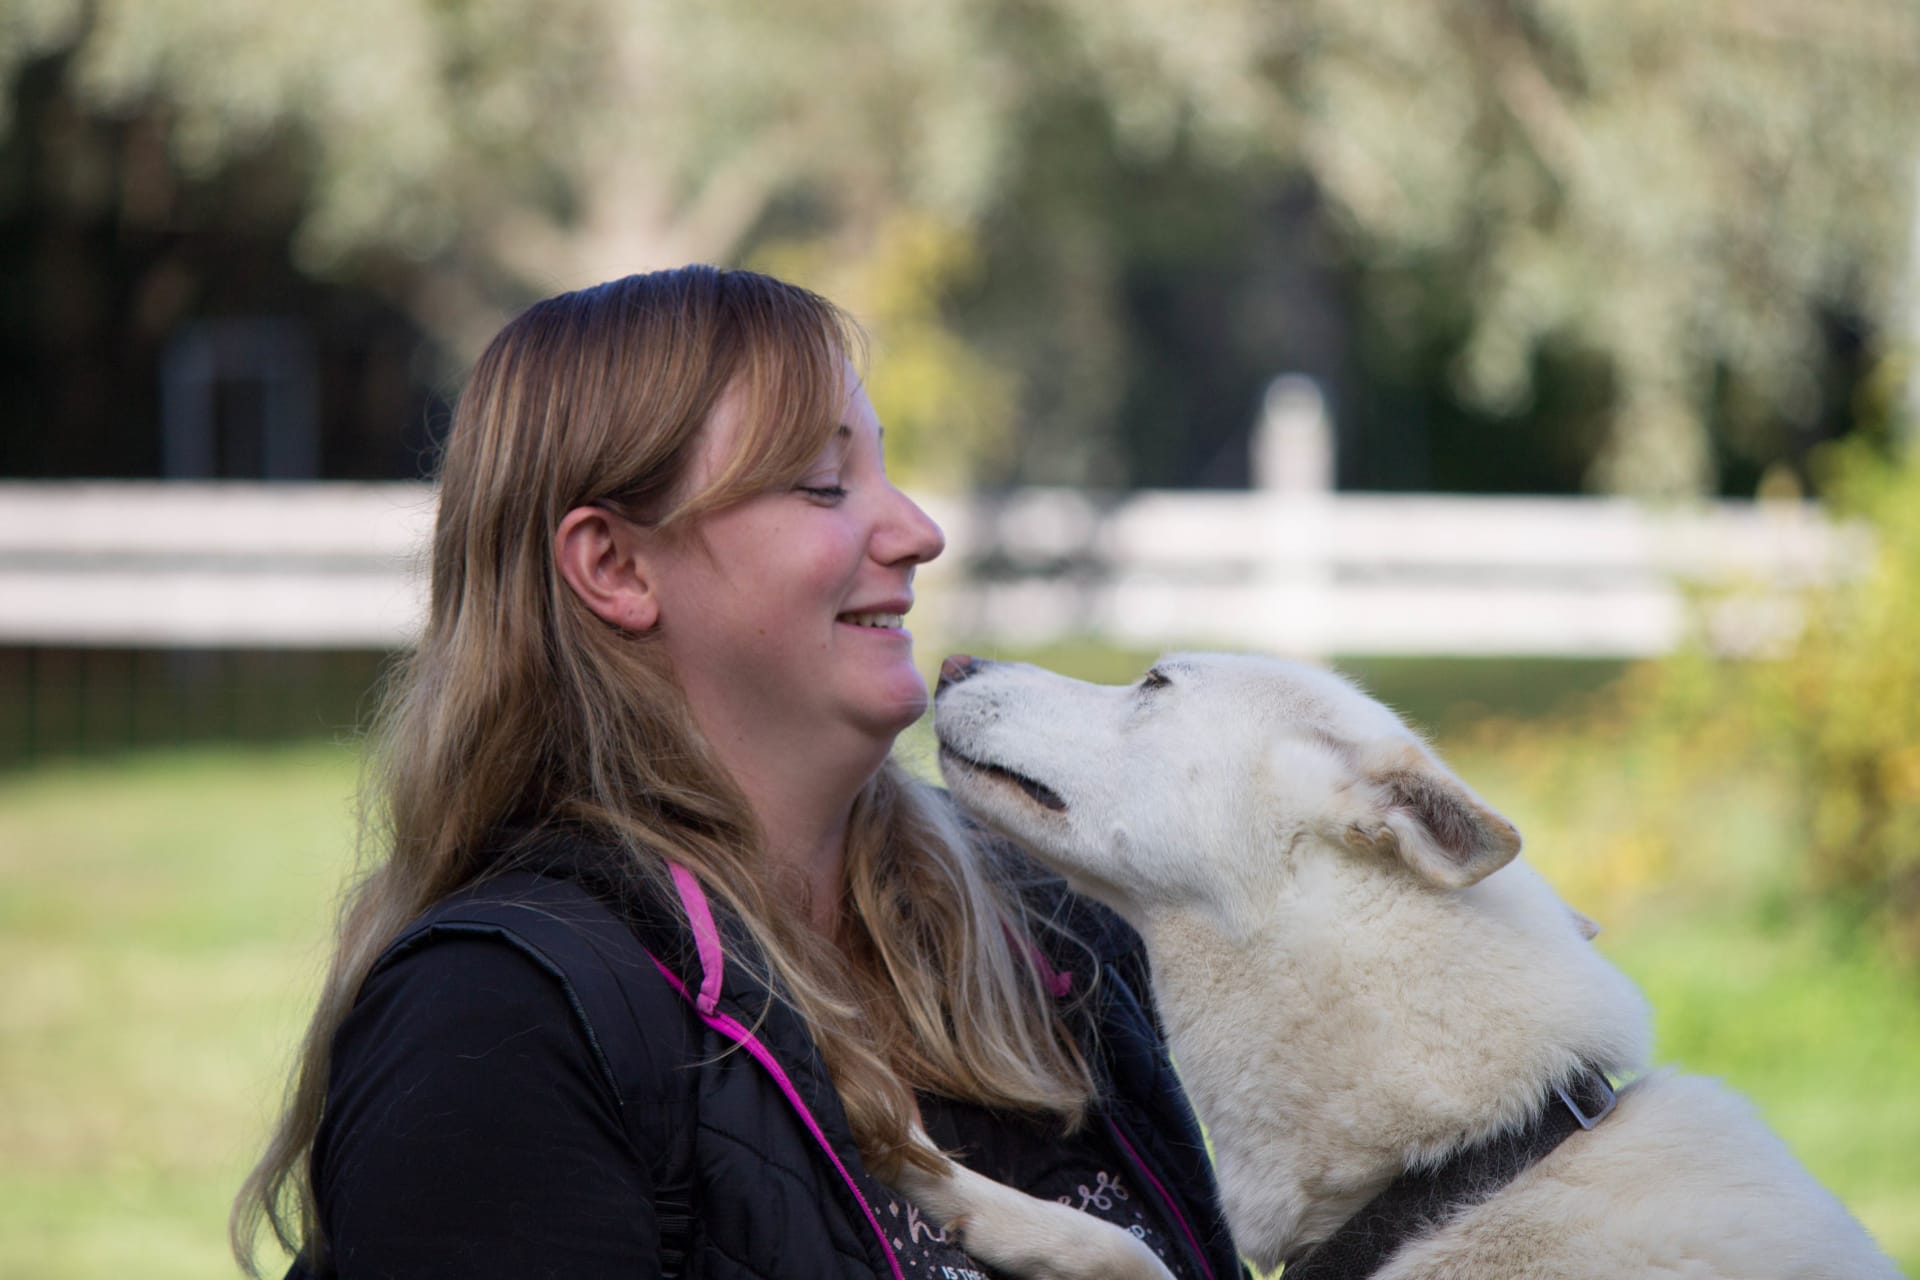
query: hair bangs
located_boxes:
[662,278,868,527]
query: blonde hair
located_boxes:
[232,266,1094,1272]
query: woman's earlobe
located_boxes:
[554,505,661,632]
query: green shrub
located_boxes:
[1755,445,1920,955]
[1450,440,1920,961]
[1594,441,1920,957]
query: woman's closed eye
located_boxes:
[796,481,848,503]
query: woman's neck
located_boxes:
[719,744,870,935]
[767,809,852,934]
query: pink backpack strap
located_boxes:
[668,862,725,1015]
[657,863,905,1280]
[1003,920,1075,998]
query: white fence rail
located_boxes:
[0,483,435,649]
[0,481,1868,657]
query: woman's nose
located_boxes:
[879,487,946,567]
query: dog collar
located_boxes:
[1281,1065,1620,1280]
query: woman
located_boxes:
[232,265,1244,1279]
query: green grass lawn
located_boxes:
[2,734,1915,1277]
[1616,906,1920,1266]
[0,743,362,1280]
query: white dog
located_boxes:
[931,651,1899,1280]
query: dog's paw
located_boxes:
[953,1208,1176,1280]
[896,1151,1175,1280]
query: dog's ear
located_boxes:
[1345,755,1522,889]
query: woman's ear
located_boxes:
[554,505,660,632]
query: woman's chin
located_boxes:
[854,680,930,743]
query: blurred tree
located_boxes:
[0,0,1032,479]
[1000,0,1920,493]
[751,213,1017,487]
[0,46,436,478]
[0,0,1021,351]
[3,0,1917,491]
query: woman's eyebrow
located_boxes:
[817,424,853,461]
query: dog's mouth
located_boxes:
[937,745,1068,813]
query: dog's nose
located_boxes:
[937,653,983,695]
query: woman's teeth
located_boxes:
[842,612,904,629]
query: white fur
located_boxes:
[933,652,1899,1279]
[894,1132,1175,1280]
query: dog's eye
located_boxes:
[1140,669,1171,691]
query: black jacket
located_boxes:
[301,828,1246,1280]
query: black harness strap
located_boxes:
[1282,1066,1619,1280]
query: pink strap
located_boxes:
[1041,959,1075,999]
[648,954,906,1280]
[668,863,724,1015]
[1003,921,1075,998]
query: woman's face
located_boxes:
[646,373,946,770]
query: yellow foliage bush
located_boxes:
[1750,446,1920,954]
[1454,443,1920,957]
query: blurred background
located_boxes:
[2,0,1918,1274]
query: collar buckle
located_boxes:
[1554,1071,1618,1131]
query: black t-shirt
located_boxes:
[901,1094,1196,1280]
[308,934,1193,1278]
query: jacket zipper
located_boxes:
[1107,1113,1222,1280]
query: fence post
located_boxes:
[1253,374,1336,495]
[1253,375,1336,657]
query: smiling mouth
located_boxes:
[937,745,1068,813]
[839,611,906,629]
